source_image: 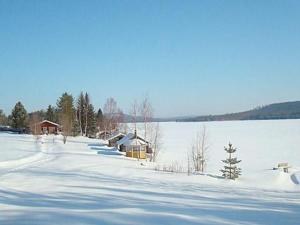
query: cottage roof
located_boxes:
[117,132,148,146]
[39,120,60,127]
[117,133,134,145]
[123,137,148,146]
[107,132,126,141]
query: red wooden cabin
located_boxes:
[39,120,61,134]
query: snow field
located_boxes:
[0,120,300,224]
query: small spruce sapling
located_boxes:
[220,143,241,180]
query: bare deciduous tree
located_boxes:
[131,100,139,132]
[116,108,125,134]
[187,153,191,176]
[103,97,117,135]
[103,97,124,137]
[150,122,162,162]
[190,125,209,173]
[60,113,73,144]
[140,96,153,141]
[29,113,40,136]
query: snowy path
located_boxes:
[0,134,300,225]
[0,136,59,177]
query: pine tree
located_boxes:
[11,102,28,128]
[220,143,242,180]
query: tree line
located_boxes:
[0,92,126,139]
[179,101,300,122]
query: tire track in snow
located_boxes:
[0,136,60,177]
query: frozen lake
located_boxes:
[131,119,300,175]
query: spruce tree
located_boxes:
[76,92,85,136]
[96,108,103,131]
[57,93,75,142]
[46,105,56,122]
[11,102,28,128]
[220,143,242,180]
[57,93,75,118]
[72,118,81,136]
[83,92,90,136]
[86,104,96,136]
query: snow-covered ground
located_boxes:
[0,133,39,162]
[0,120,300,224]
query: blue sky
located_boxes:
[0,0,300,117]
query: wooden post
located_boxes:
[139,145,141,159]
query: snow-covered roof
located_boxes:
[117,133,135,145]
[117,132,148,146]
[107,132,126,141]
[39,120,60,127]
[123,137,147,147]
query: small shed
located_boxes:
[107,132,126,147]
[39,120,60,134]
[117,131,150,159]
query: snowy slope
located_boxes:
[0,120,300,224]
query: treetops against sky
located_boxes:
[0,1,300,117]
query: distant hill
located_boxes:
[177,101,300,122]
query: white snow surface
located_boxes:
[0,133,40,162]
[0,120,300,225]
